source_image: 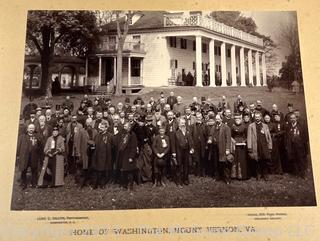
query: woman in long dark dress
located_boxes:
[264,113,277,174]
[269,113,285,174]
[231,114,248,180]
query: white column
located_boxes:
[248,49,253,85]
[113,57,117,87]
[231,44,237,86]
[98,56,102,86]
[221,42,227,87]
[262,53,267,86]
[140,58,143,85]
[128,56,131,86]
[255,51,261,86]
[240,47,246,86]
[209,39,216,87]
[195,35,202,87]
[85,57,88,85]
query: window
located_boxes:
[109,36,116,44]
[170,59,178,69]
[180,38,187,49]
[169,37,177,48]
[131,58,141,77]
[202,43,207,53]
[193,41,196,51]
[227,49,231,58]
[132,35,141,43]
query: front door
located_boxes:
[104,57,114,85]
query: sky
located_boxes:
[242,11,298,74]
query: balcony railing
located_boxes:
[97,41,146,53]
[163,13,264,47]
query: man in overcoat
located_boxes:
[208,114,232,184]
[247,112,272,180]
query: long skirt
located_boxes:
[269,137,284,174]
[136,144,153,182]
[38,155,65,187]
[231,145,248,180]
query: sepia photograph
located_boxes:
[11,10,317,210]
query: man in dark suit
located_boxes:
[16,123,42,189]
[208,114,232,184]
[190,112,207,177]
[164,111,179,179]
[152,125,170,187]
[167,91,177,110]
[117,122,138,191]
[171,118,194,187]
[92,121,113,189]
[285,113,308,178]
[107,114,124,184]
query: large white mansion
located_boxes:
[24,11,267,93]
[89,11,266,89]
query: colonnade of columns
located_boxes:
[195,36,267,87]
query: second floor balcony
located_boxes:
[163,13,264,47]
[96,41,146,54]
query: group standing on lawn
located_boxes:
[17,92,309,190]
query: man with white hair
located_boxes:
[218,95,230,114]
[167,91,177,109]
[223,109,235,129]
[45,108,57,133]
[61,95,74,113]
[17,123,41,189]
[271,104,284,122]
[173,96,185,116]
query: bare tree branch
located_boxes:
[27,30,43,54]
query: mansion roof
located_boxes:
[102,11,264,48]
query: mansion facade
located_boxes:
[24,11,267,93]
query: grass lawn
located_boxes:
[11,86,316,210]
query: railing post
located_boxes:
[197,13,201,26]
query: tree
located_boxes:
[278,12,302,86]
[114,11,134,96]
[209,11,257,34]
[26,11,99,96]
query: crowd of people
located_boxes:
[17,92,309,191]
